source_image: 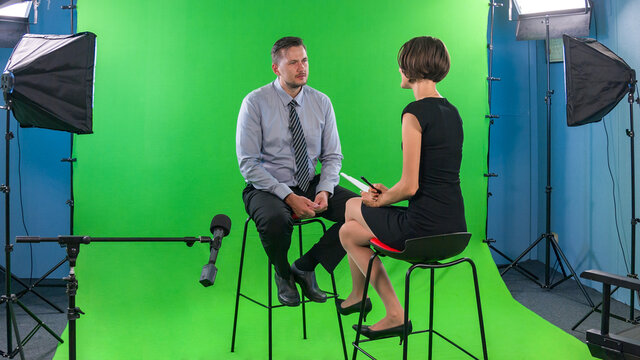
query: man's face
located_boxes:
[272,46,309,90]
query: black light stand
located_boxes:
[572,79,640,330]
[0,101,63,360]
[0,31,96,358]
[16,235,218,360]
[15,0,80,312]
[500,16,594,308]
[61,0,76,236]
[13,0,81,310]
[0,0,70,315]
[13,0,80,309]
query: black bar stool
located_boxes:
[231,217,348,360]
[352,232,488,360]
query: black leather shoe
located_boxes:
[274,272,300,307]
[336,298,372,317]
[352,321,413,342]
[291,262,327,303]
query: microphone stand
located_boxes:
[17,235,214,360]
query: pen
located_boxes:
[360,176,381,194]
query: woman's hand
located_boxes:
[362,183,388,207]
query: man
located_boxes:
[236,36,357,306]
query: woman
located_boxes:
[338,36,467,340]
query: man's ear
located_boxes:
[272,63,280,76]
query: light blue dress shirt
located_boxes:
[236,79,343,200]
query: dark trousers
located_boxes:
[242,176,358,277]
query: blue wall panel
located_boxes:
[487,4,538,260]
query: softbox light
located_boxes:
[563,34,636,127]
[0,1,32,48]
[513,0,590,40]
[1,32,96,134]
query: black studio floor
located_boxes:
[2,260,639,360]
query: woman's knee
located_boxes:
[345,197,362,222]
[339,220,358,247]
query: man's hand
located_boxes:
[314,191,329,213]
[284,193,318,219]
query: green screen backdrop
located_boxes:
[52,1,594,359]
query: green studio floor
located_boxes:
[61,1,594,359]
[50,230,594,360]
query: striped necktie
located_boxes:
[288,100,311,191]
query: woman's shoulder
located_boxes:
[402,97,449,118]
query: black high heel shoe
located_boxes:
[335,298,373,320]
[352,321,413,345]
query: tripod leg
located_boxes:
[500,234,545,284]
[549,238,594,307]
[572,295,608,331]
[490,245,540,280]
[8,302,25,360]
[548,235,568,278]
[15,299,64,342]
[489,245,539,281]
[2,263,65,313]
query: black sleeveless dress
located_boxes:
[361,97,467,250]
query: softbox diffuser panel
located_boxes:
[3,32,96,134]
[563,34,635,127]
[516,10,590,41]
[0,16,28,48]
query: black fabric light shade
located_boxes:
[2,32,96,134]
[563,34,635,127]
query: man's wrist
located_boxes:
[274,184,293,200]
[315,187,333,198]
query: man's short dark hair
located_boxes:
[272,36,306,65]
[397,36,450,83]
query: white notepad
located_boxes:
[340,172,369,192]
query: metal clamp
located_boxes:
[67,307,84,320]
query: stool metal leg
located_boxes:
[298,224,308,340]
[402,265,414,360]
[234,217,343,359]
[268,260,273,360]
[465,258,488,360]
[352,251,378,360]
[231,218,250,352]
[428,268,435,360]
[332,273,348,360]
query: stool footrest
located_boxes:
[239,292,338,308]
[354,329,481,360]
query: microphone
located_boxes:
[200,214,232,287]
[210,214,231,242]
